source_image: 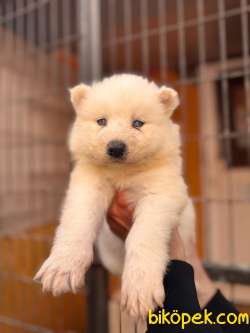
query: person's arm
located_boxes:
[203,290,250,333]
[205,290,238,314]
[146,245,224,333]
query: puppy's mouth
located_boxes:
[108,153,128,163]
[108,151,128,164]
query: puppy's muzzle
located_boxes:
[107,140,127,160]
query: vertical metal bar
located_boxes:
[158,0,168,83]
[48,0,61,251]
[37,0,47,227]
[218,2,231,138]
[16,0,27,322]
[196,0,210,259]
[38,0,47,48]
[197,0,206,67]
[218,0,234,257]
[240,0,250,164]
[140,0,149,76]
[177,0,187,80]
[25,0,35,228]
[61,0,71,87]
[19,0,30,232]
[217,0,235,300]
[89,0,102,80]
[49,0,59,94]
[123,0,132,71]
[107,0,117,74]
[176,0,188,169]
[78,0,102,82]
[78,0,89,81]
[0,0,7,299]
[8,0,16,210]
[6,0,17,320]
[85,264,109,333]
[0,0,6,200]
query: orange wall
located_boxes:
[0,224,86,333]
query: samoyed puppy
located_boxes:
[35,74,195,318]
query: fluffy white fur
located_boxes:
[34,74,195,318]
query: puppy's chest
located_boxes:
[102,165,174,204]
[106,173,147,203]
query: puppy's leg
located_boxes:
[96,220,125,275]
[34,166,112,296]
[121,192,187,318]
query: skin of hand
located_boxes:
[107,192,134,240]
[107,191,216,307]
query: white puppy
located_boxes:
[35,74,195,318]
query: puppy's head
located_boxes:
[69,74,180,165]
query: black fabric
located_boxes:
[146,260,249,333]
[204,290,250,333]
[162,260,200,313]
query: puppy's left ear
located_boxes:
[158,86,179,117]
[69,83,90,112]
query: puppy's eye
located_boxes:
[132,119,144,129]
[97,118,107,126]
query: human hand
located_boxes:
[107,191,134,240]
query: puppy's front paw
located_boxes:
[121,266,165,319]
[34,251,93,296]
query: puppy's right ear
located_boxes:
[69,83,90,112]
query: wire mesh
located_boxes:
[1,0,250,333]
[101,0,250,330]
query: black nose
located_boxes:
[107,140,127,159]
